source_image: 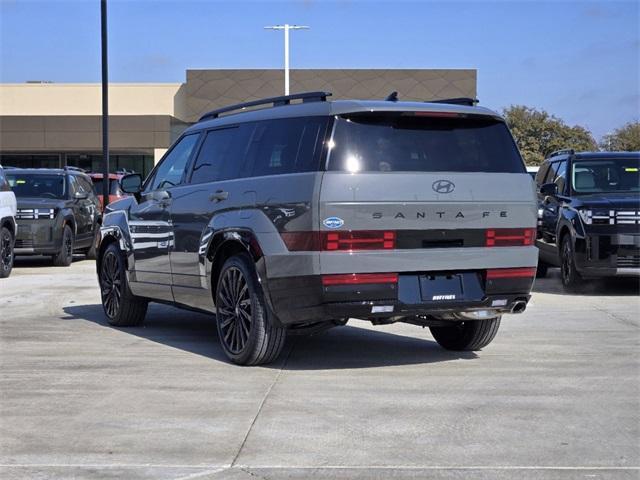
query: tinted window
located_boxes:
[147,134,199,191]
[553,160,568,194]
[545,161,561,184]
[240,117,326,178]
[535,163,550,186]
[77,176,95,197]
[0,168,9,192]
[328,114,525,173]
[6,173,66,199]
[91,178,123,195]
[190,128,240,184]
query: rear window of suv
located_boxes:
[328,113,525,173]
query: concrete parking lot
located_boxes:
[0,257,638,480]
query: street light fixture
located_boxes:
[264,24,309,95]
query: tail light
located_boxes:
[485,228,536,247]
[324,230,395,251]
[486,267,536,279]
[321,273,398,286]
[281,230,396,252]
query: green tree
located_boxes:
[600,122,640,151]
[502,105,598,166]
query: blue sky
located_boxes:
[1,0,638,139]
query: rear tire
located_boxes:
[560,235,583,291]
[0,226,14,278]
[536,261,549,278]
[99,243,147,326]
[215,253,286,365]
[430,317,501,351]
[52,225,74,267]
[84,228,99,260]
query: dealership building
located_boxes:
[0,69,477,176]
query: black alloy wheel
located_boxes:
[100,249,122,319]
[217,266,252,355]
[0,226,14,278]
[52,225,74,266]
[98,243,147,326]
[215,254,286,365]
[560,235,583,290]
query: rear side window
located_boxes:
[239,117,327,178]
[0,168,9,192]
[190,128,240,184]
[552,160,568,194]
[328,114,525,173]
[535,163,550,186]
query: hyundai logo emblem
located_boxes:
[432,179,455,194]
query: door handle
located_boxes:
[209,190,229,202]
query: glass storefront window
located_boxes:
[0,152,155,179]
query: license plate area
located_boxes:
[417,272,485,304]
[420,274,463,302]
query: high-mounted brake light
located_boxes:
[486,267,536,279]
[485,228,536,247]
[321,273,399,286]
[413,111,460,118]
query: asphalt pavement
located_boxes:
[1,256,638,479]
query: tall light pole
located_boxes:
[264,24,309,95]
[100,0,109,209]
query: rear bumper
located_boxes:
[575,232,640,277]
[267,271,533,325]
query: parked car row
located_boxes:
[2,93,638,367]
[0,166,133,278]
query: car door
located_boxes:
[128,133,200,301]
[68,175,90,243]
[74,175,97,244]
[169,126,246,310]
[541,160,567,243]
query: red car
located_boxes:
[88,172,128,211]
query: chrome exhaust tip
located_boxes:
[511,301,527,314]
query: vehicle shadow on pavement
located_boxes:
[62,303,477,369]
[14,255,92,268]
[533,270,640,297]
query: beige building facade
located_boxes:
[0,69,476,175]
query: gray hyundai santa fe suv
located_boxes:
[97,92,538,365]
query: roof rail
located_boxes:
[198,91,332,122]
[547,148,575,159]
[428,97,479,107]
[64,165,86,173]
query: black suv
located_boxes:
[6,167,101,266]
[535,150,640,288]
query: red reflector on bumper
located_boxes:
[486,267,536,279]
[321,273,399,286]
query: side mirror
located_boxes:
[73,191,88,200]
[539,182,558,197]
[120,173,142,194]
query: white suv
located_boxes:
[0,166,17,278]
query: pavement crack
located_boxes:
[239,467,270,480]
[230,341,296,467]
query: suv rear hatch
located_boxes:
[318,111,537,276]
